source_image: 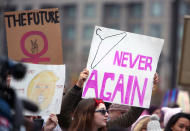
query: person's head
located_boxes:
[147,114,162,131]
[24,116,43,131]
[131,115,150,131]
[69,98,108,131]
[25,116,41,122]
[131,114,162,131]
[165,113,190,131]
[108,104,129,120]
[147,106,162,119]
[161,107,182,127]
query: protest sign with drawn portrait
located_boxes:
[10,63,65,116]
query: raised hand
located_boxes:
[43,114,58,131]
[153,73,160,85]
[76,68,89,88]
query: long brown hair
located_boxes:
[69,98,107,131]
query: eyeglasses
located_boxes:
[95,109,108,115]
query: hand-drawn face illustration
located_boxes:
[27,70,58,110]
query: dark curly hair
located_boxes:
[164,112,190,131]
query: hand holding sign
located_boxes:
[153,73,159,85]
[43,114,58,131]
[76,68,89,88]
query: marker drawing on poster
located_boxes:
[91,28,127,69]
[10,63,66,115]
[82,26,164,108]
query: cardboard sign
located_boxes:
[10,63,65,116]
[82,26,164,108]
[179,16,190,86]
[4,8,63,64]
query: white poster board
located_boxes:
[82,26,164,108]
[10,63,65,115]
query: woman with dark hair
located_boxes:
[69,98,107,131]
[147,106,162,119]
[164,113,190,131]
[57,69,160,131]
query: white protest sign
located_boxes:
[10,63,65,115]
[82,26,164,108]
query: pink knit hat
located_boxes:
[161,107,182,127]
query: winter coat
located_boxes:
[57,85,144,130]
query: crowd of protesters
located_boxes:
[0,66,190,131]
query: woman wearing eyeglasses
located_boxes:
[68,98,108,131]
[57,69,159,131]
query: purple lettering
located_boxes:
[121,52,130,67]
[130,54,140,69]
[82,70,98,98]
[111,74,124,103]
[145,57,152,71]
[100,72,115,101]
[130,76,148,106]
[113,50,123,66]
[124,75,134,104]
[138,55,146,70]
